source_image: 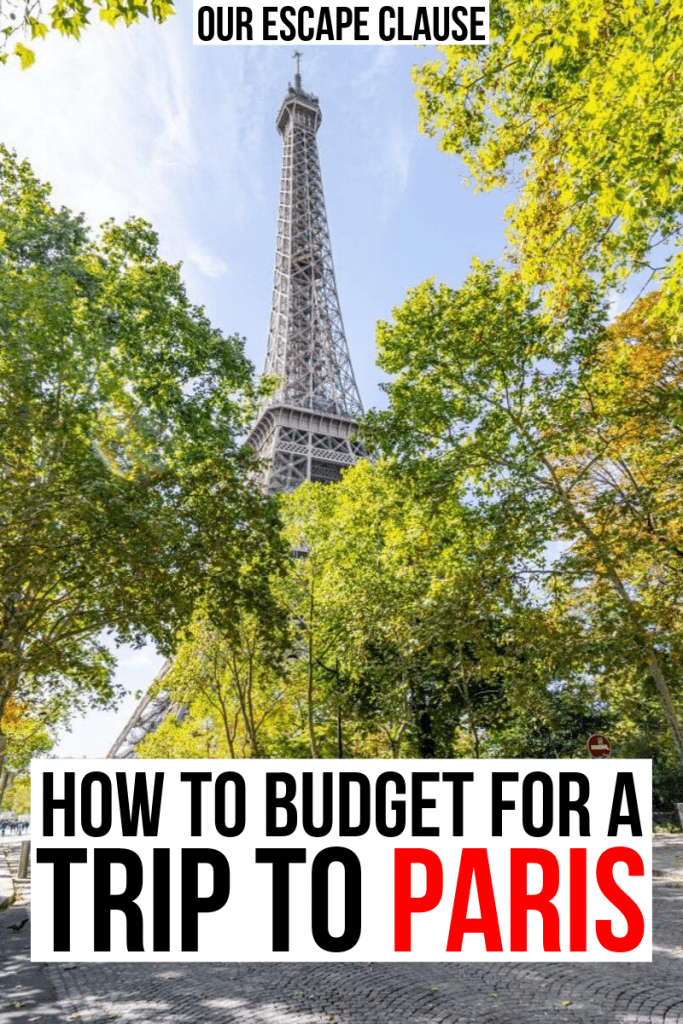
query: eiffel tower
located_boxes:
[108,63,363,757]
[246,57,364,492]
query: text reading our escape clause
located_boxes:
[192,2,489,43]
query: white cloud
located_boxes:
[187,240,229,278]
[384,122,414,202]
[357,45,399,91]
[0,14,224,258]
[118,646,163,670]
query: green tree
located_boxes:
[282,467,428,758]
[2,0,174,69]
[282,460,568,760]
[1,774,31,816]
[1,697,57,768]
[0,147,281,770]
[415,1,683,310]
[368,264,683,762]
[137,597,294,760]
[0,695,54,812]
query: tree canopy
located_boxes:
[0,147,284,766]
[367,266,683,762]
[415,1,683,310]
[409,13,683,776]
[147,453,614,763]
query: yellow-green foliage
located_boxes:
[415,1,683,310]
[2,0,174,67]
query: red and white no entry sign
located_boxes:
[587,734,611,758]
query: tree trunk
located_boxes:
[0,768,10,814]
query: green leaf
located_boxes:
[13,42,35,69]
[29,17,49,38]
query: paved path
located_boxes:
[1,837,682,1024]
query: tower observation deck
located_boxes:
[246,68,365,492]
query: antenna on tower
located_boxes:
[293,50,302,91]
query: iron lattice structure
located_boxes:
[246,72,364,492]
[108,72,363,758]
[107,660,179,758]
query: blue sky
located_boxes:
[1,14,511,756]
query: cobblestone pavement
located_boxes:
[1,838,682,1024]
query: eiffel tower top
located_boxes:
[283,51,319,117]
[277,65,322,143]
[246,68,365,493]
